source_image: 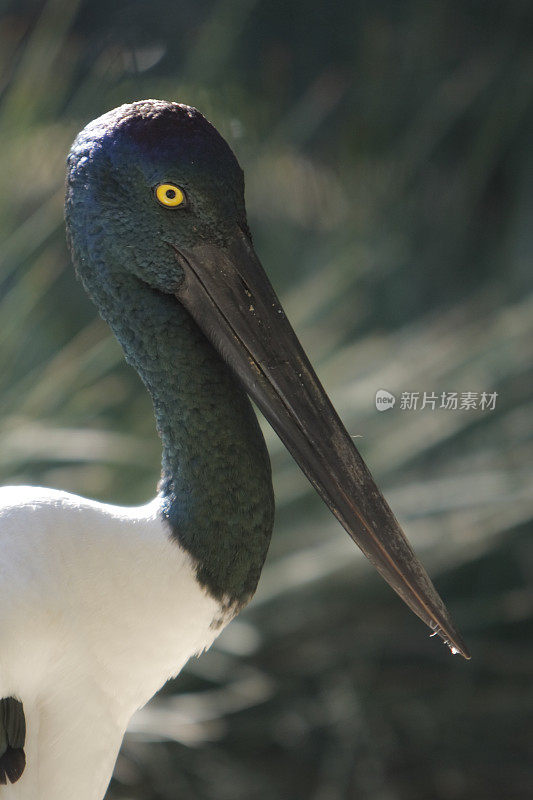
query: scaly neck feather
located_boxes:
[72,257,274,613]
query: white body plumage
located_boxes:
[0,486,223,800]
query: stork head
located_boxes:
[66,100,250,294]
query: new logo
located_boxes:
[375,389,396,411]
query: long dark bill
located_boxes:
[173,229,470,660]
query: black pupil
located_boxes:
[165,188,176,199]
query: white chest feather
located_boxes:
[0,486,228,799]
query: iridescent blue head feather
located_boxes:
[66,100,248,296]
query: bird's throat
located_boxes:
[78,267,274,612]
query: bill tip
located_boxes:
[450,643,471,660]
[441,633,471,660]
[429,621,470,660]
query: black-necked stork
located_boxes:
[0,100,469,799]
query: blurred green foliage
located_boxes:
[1,0,532,797]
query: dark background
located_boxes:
[1,1,532,797]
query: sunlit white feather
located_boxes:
[0,485,224,800]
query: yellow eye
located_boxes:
[155,183,185,208]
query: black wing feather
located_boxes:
[0,698,26,784]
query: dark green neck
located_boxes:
[81,269,274,611]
